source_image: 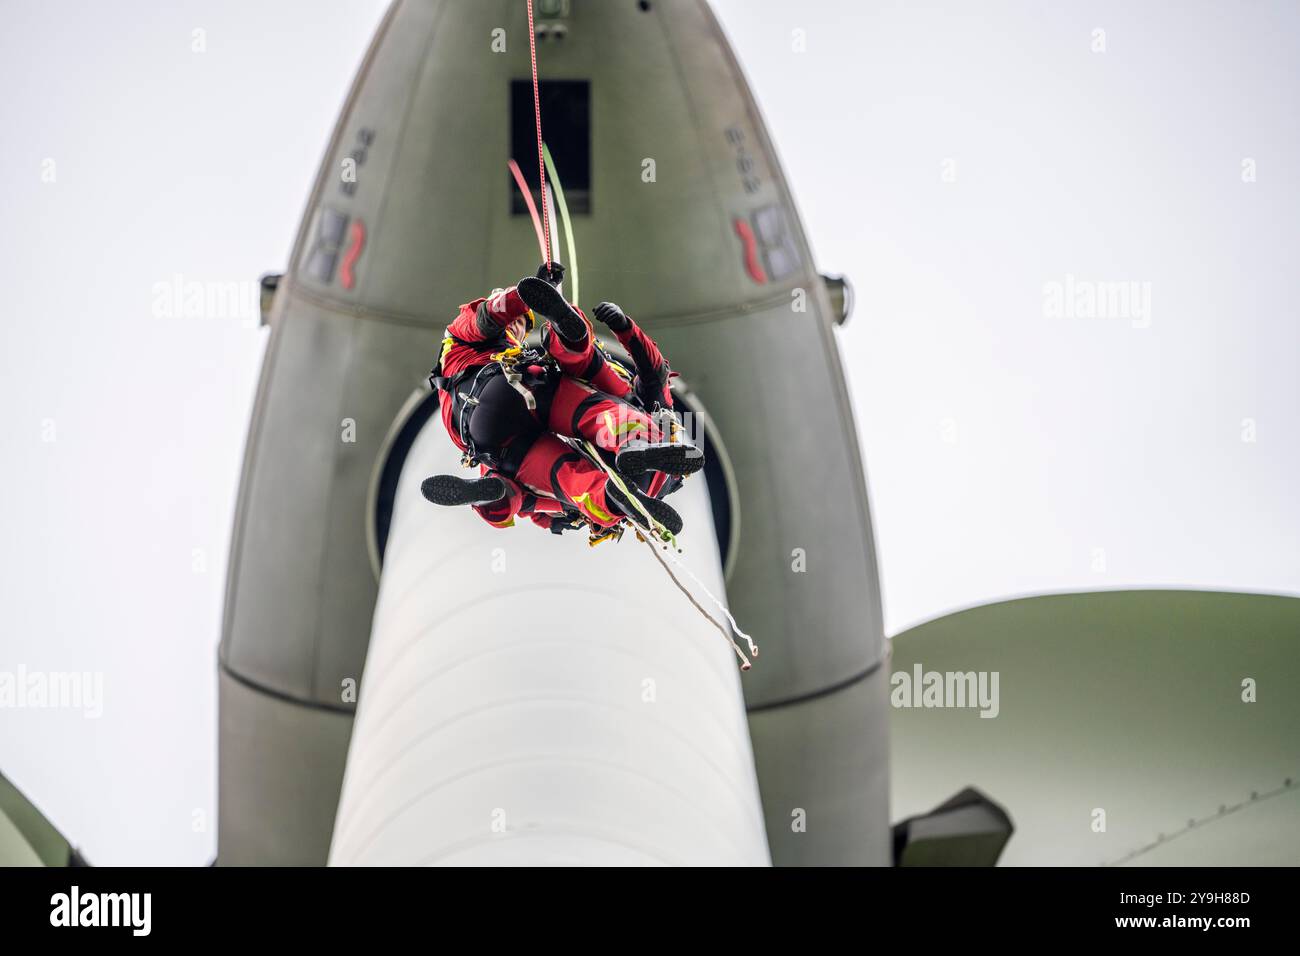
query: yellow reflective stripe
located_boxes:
[602,410,647,438]
[572,491,614,524]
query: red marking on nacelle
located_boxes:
[733,217,767,284]
[341,219,366,290]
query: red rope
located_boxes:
[527,0,551,268]
[507,159,548,260]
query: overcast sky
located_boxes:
[1,0,1296,864]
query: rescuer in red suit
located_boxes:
[422,263,702,535]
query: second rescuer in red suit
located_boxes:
[423,263,703,535]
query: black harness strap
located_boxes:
[494,429,540,478]
[431,336,560,475]
[579,346,605,381]
[429,331,504,391]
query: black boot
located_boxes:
[517,276,588,344]
[605,480,684,535]
[421,474,507,507]
[615,439,705,477]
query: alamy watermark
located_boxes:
[0,666,103,718]
[592,407,706,453]
[151,273,259,325]
[1043,274,1151,329]
[50,886,150,936]
[891,663,999,718]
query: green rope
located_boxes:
[542,142,579,305]
[580,440,674,548]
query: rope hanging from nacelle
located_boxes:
[521,0,755,670]
[527,0,551,269]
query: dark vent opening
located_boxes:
[510,79,591,215]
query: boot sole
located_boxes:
[517,277,588,342]
[421,475,507,507]
[607,482,684,535]
[616,441,705,477]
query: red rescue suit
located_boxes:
[435,286,675,530]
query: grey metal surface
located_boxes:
[216,667,354,866]
[747,663,892,865]
[220,0,887,865]
[890,590,1300,866]
[652,299,881,702]
[222,297,431,704]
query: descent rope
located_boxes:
[581,439,758,670]
[639,532,753,671]
[526,0,551,269]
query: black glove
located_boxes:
[592,301,631,332]
[536,261,565,287]
[549,514,580,535]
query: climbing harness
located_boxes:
[491,338,540,412]
[430,326,557,473]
